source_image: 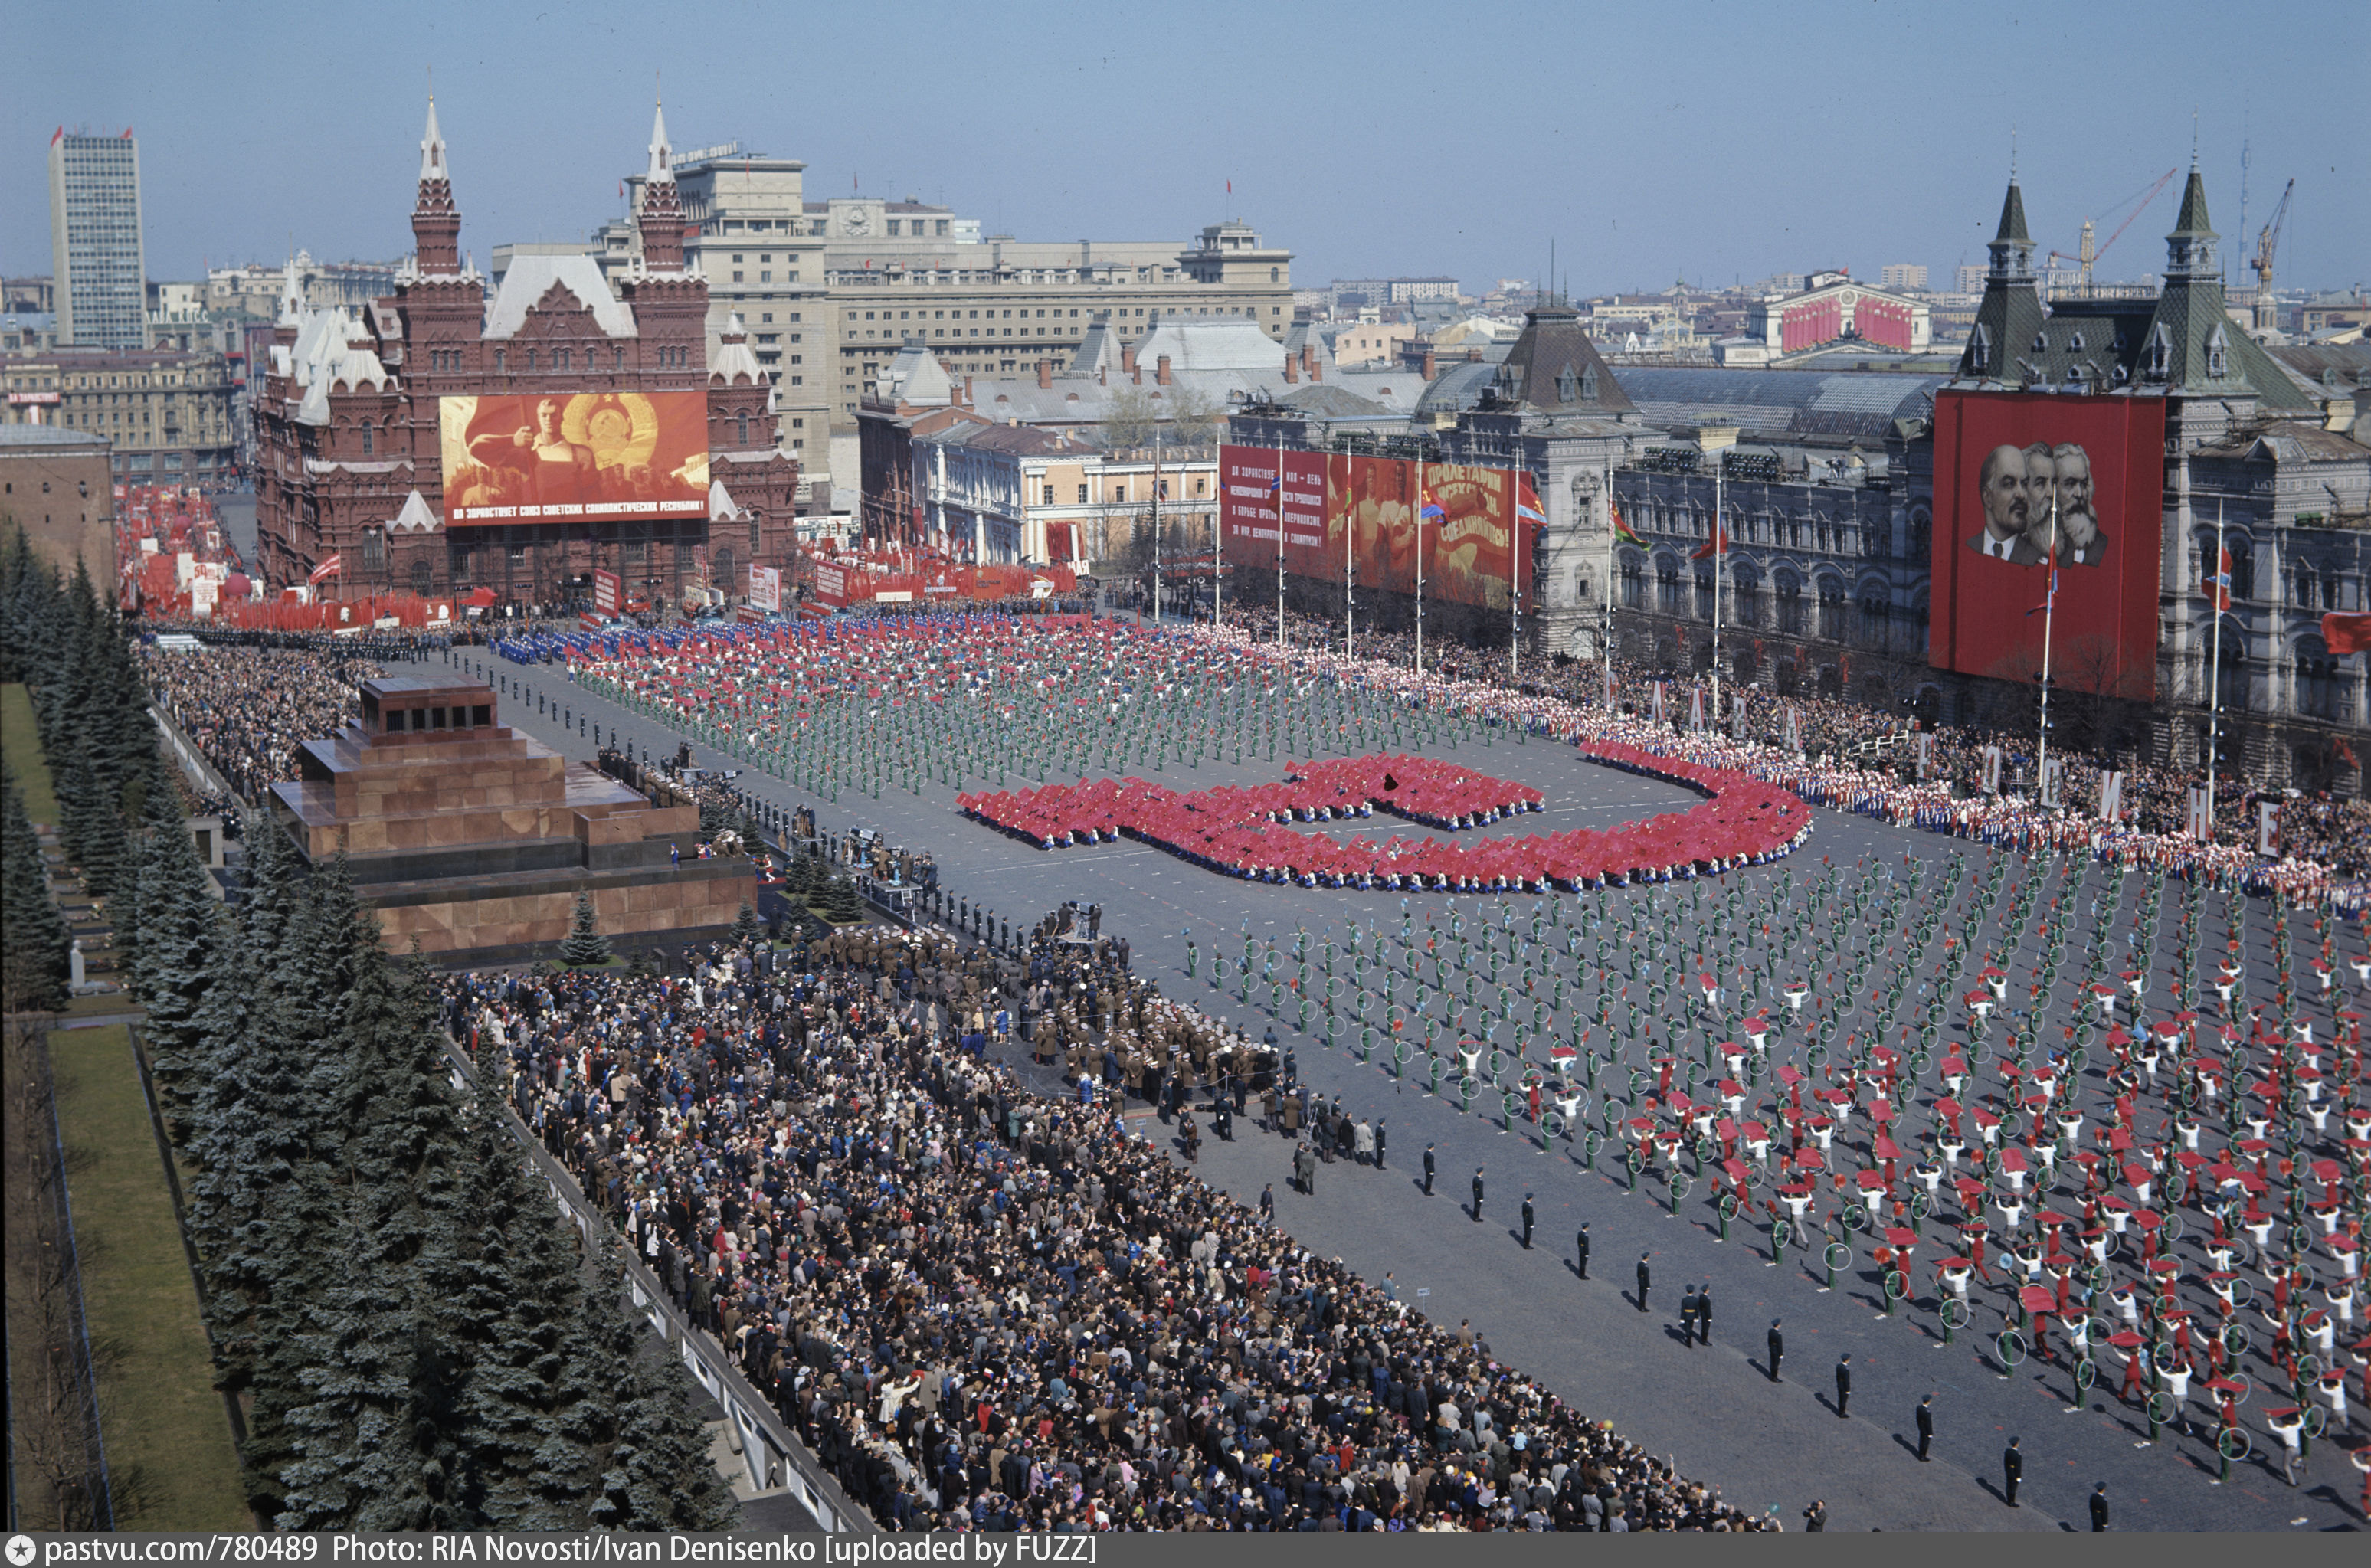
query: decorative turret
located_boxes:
[276,254,304,329]
[1986,178,2035,283]
[635,96,686,273]
[1958,173,2047,385]
[2163,162,2219,278]
[410,95,462,277]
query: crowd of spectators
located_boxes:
[140,645,385,806]
[440,922,1771,1533]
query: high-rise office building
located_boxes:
[47,129,146,349]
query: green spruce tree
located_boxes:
[820,870,863,925]
[131,780,227,1109]
[236,1163,349,1520]
[1,774,70,1011]
[729,898,761,947]
[559,892,611,967]
[270,1187,443,1531]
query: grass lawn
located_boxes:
[49,1024,247,1528]
[2,682,61,827]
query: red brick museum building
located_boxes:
[253,100,798,608]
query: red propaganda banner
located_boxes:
[440,392,709,525]
[593,568,621,614]
[1927,391,2164,699]
[1220,445,1328,577]
[1221,444,1531,611]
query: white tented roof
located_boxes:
[386,489,440,535]
[483,253,638,339]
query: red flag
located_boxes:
[2202,545,2232,612]
[1691,522,1728,561]
[308,554,342,585]
[2323,611,2371,656]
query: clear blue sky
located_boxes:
[8,0,2366,297]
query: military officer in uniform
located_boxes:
[1767,1319,1784,1382]
[2088,1481,2107,1531]
[1423,1143,1436,1196]
[1576,1222,1591,1279]
[1696,1283,1712,1345]
[1834,1354,1852,1418]
[1636,1252,1652,1313]
[1679,1286,1698,1347]
[1520,1193,1535,1249]
[1472,1166,1486,1223]
[1915,1394,1934,1461]
[2002,1436,2022,1507]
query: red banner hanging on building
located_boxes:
[1927,390,2164,699]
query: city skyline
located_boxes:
[5,0,2366,301]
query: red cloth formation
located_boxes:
[958,745,1811,890]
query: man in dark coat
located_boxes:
[1834,1354,1852,1418]
[1576,1223,1591,1278]
[1915,1393,1934,1461]
[1520,1193,1535,1250]
[1636,1252,1652,1313]
[2002,1437,2022,1507]
[1767,1319,1783,1382]
[1423,1143,1436,1195]
[1472,1167,1485,1223]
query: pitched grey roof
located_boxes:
[1133,318,1284,373]
[1610,367,1945,440]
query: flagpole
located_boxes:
[1603,463,1616,709]
[2036,489,2058,810]
[1508,474,1521,681]
[1212,434,1222,630]
[1345,459,1356,662]
[1142,427,1152,630]
[1275,438,1285,650]
[1711,460,1724,724]
[1414,450,1426,679]
[2206,498,2226,827]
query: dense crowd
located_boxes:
[140,645,384,805]
[442,925,1773,1532]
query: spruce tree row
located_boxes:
[147,806,736,1529]
[1,528,736,1530]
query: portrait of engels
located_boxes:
[1966,441,2107,568]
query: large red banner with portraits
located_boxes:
[440,391,709,525]
[1927,391,2163,699]
[1220,444,1531,610]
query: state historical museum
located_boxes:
[252,100,798,607]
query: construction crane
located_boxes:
[2045,168,2177,291]
[2249,178,2294,336]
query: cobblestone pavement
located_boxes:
[417,647,2367,1534]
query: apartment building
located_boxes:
[0,345,236,484]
